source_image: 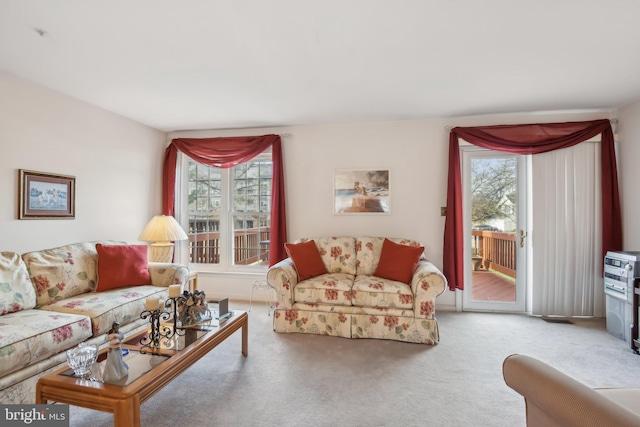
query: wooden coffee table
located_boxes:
[36,310,248,427]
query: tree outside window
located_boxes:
[471,157,516,232]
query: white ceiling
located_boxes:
[1,0,639,132]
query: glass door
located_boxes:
[461,147,528,312]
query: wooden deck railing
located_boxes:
[188,227,270,265]
[472,230,516,278]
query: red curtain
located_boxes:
[444,119,622,290]
[162,134,288,266]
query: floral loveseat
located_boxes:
[267,237,447,344]
[0,241,188,404]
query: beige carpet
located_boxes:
[67,302,640,427]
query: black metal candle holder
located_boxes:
[140,307,172,349]
[165,296,187,337]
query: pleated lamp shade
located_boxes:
[139,215,188,262]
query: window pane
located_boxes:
[234,164,247,178]
[187,160,223,264]
[188,214,220,264]
[232,156,272,215]
[232,214,270,266]
[259,163,272,178]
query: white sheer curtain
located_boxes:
[531,142,604,317]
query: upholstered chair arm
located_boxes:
[148,263,190,287]
[503,354,640,427]
[267,258,298,310]
[411,260,447,319]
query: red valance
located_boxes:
[162,134,288,266]
[444,119,622,291]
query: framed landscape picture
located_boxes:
[18,169,76,219]
[334,169,390,214]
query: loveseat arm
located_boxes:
[411,260,447,319]
[267,258,298,310]
[148,263,190,287]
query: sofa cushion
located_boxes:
[299,237,357,275]
[285,240,328,281]
[38,285,167,336]
[356,237,424,277]
[352,275,414,309]
[0,310,91,378]
[96,244,151,291]
[373,238,424,284]
[0,252,36,315]
[23,241,123,307]
[294,273,355,305]
[595,388,640,417]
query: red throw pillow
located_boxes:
[285,240,328,281]
[96,244,151,291]
[373,239,424,284]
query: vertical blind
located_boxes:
[531,142,604,316]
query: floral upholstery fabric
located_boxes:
[293,302,412,317]
[148,263,190,287]
[0,241,189,404]
[0,310,91,378]
[0,252,36,315]
[351,315,439,344]
[267,258,297,310]
[38,285,167,336]
[355,237,423,276]
[0,363,60,405]
[412,260,446,320]
[294,273,355,305]
[272,309,439,344]
[23,241,123,307]
[352,275,413,309]
[298,237,357,275]
[273,309,351,338]
[0,311,151,404]
[268,236,447,344]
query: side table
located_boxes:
[250,279,275,315]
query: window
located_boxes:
[184,149,272,271]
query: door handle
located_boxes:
[520,230,527,248]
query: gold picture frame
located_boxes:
[18,169,76,219]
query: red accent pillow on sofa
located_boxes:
[96,244,151,291]
[285,240,328,281]
[373,238,424,284]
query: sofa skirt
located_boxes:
[273,309,439,344]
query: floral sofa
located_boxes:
[0,241,188,404]
[267,237,447,344]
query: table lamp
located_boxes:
[139,215,188,263]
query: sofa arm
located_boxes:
[267,258,298,310]
[411,260,447,319]
[503,354,640,427]
[148,263,190,287]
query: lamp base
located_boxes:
[148,243,175,263]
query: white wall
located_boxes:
[170,110,612,308]
[0,71,166,253]
[617,101,640,250]
[2,69,625,310]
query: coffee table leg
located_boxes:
[242,317,248,357]
[35,382,44,404]
[114,395,140,427]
